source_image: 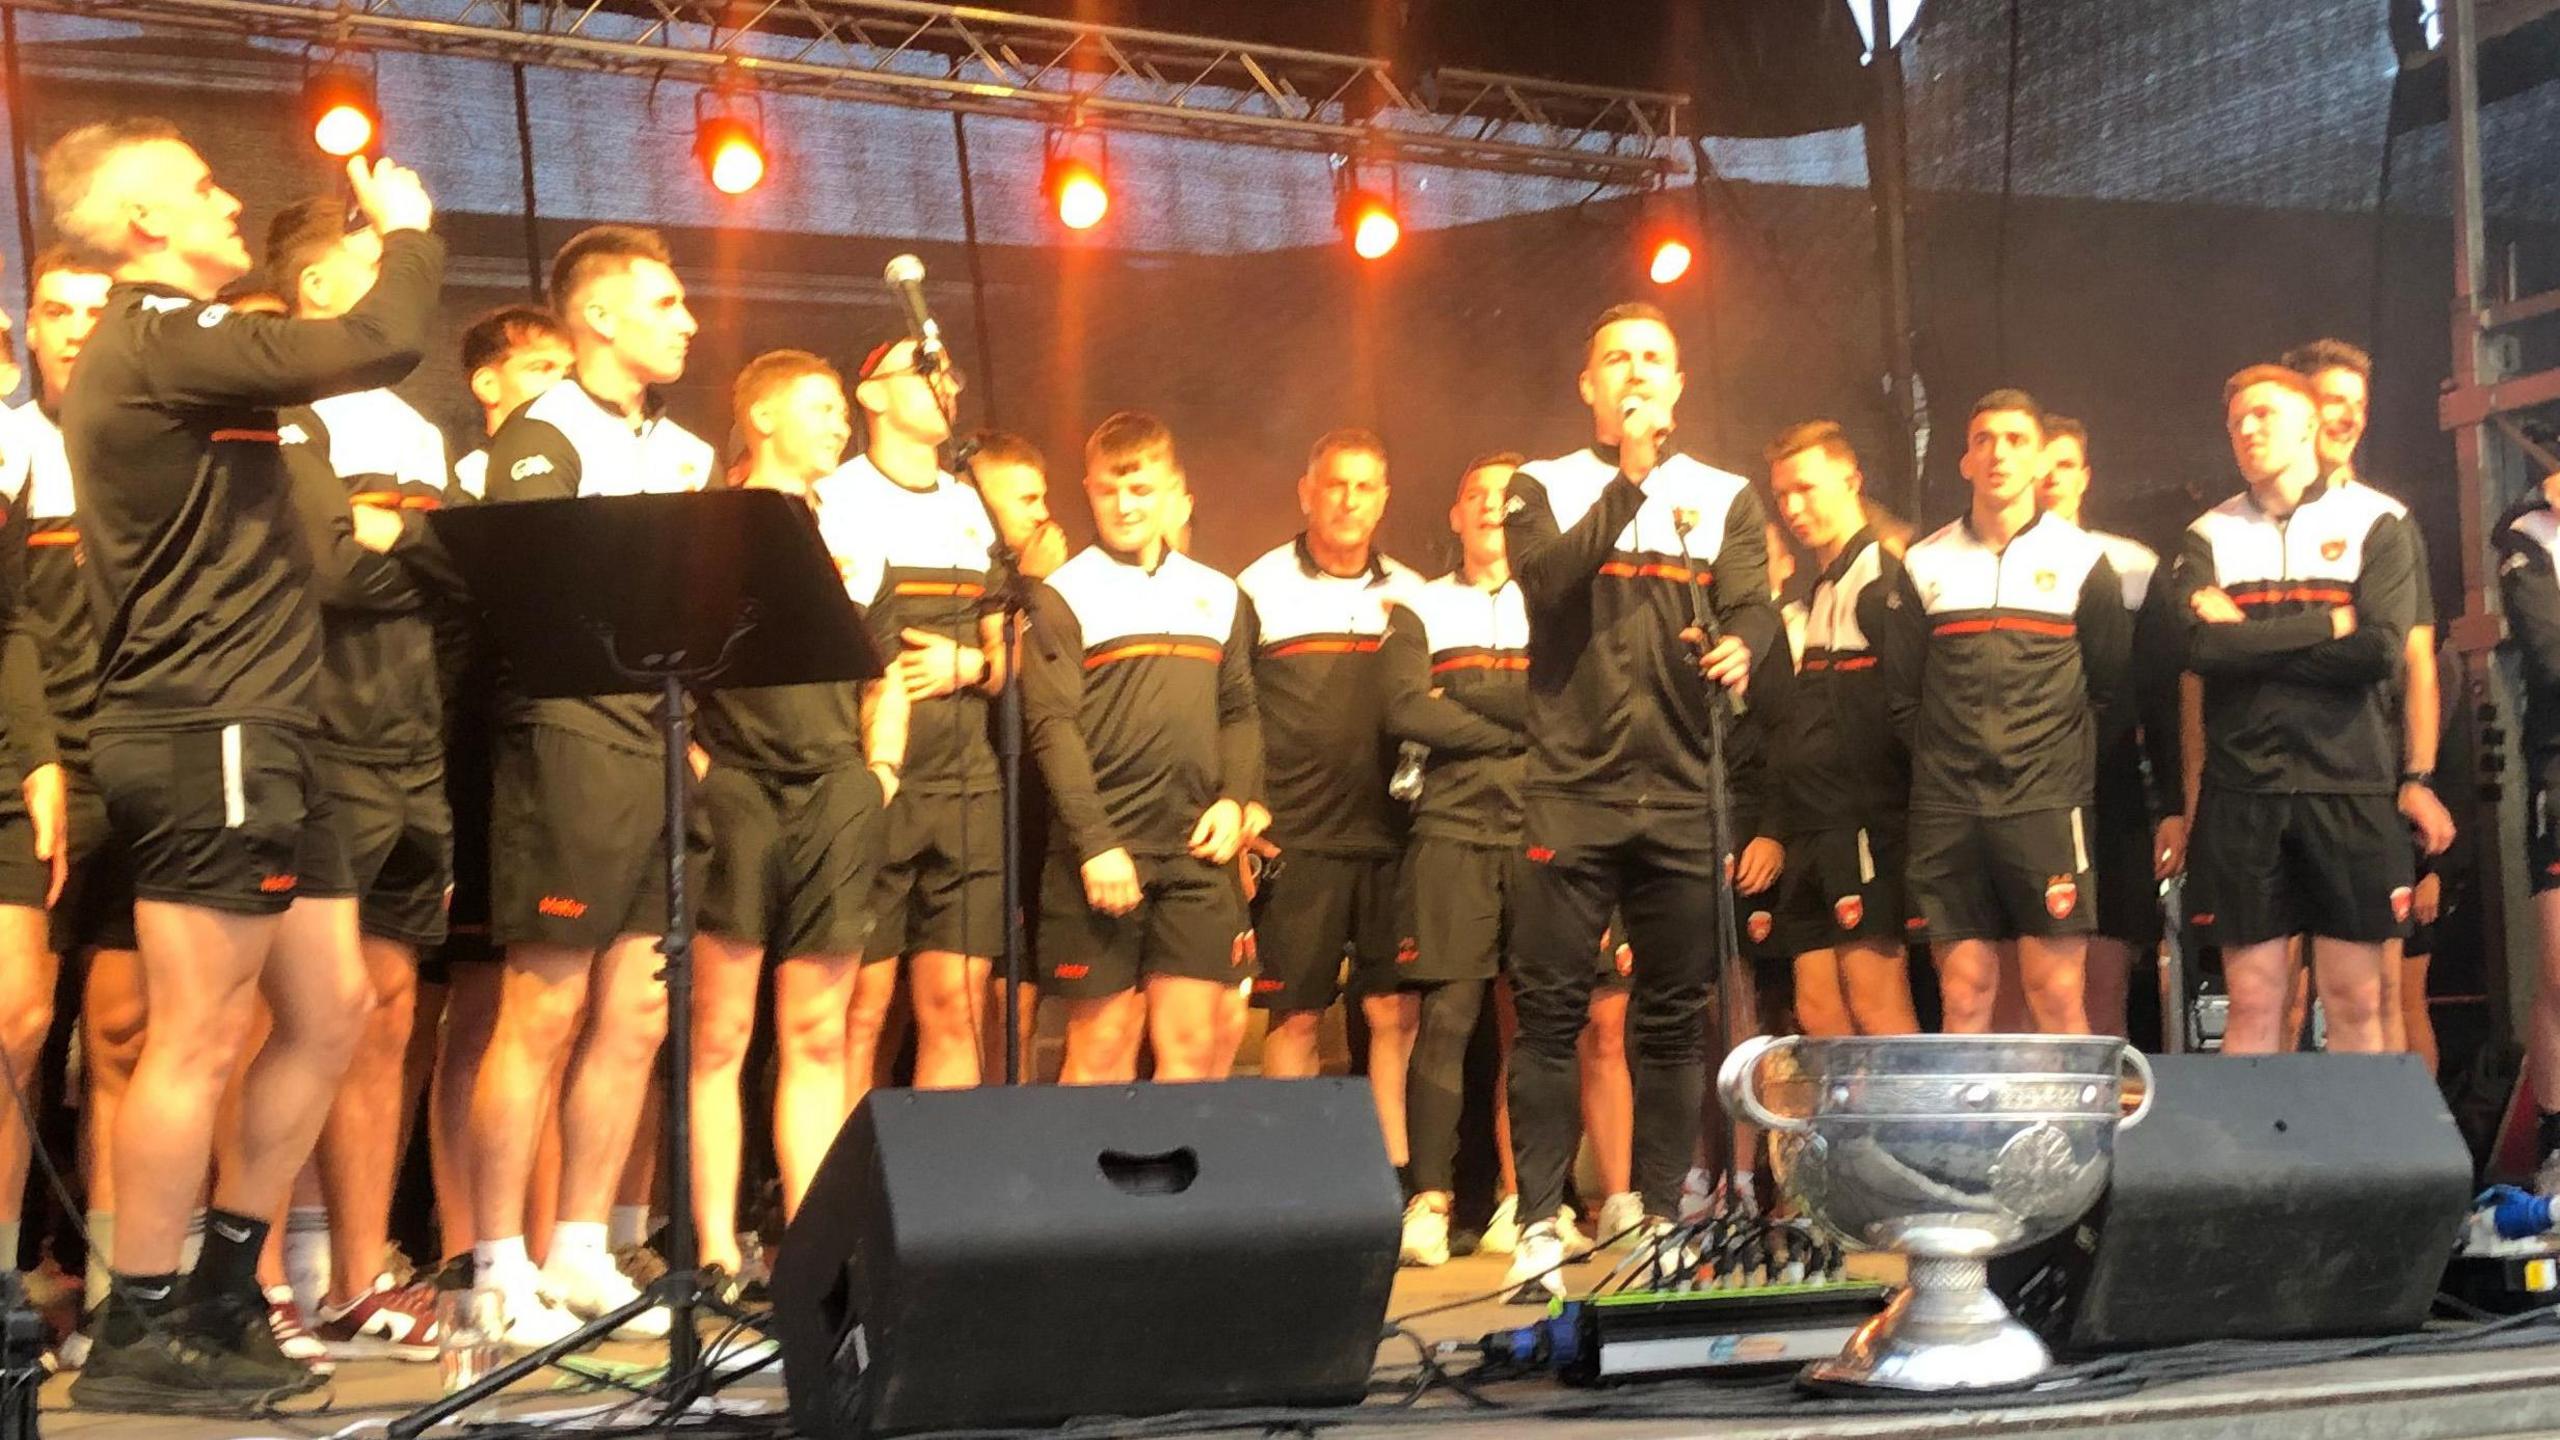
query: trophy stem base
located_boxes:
[1804,1257,2052,1393]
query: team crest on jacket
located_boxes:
[1747,911,1773,944]
[2322,538,2347,561]
[2034,570,2057,592]
[1834,895,1864,932]
[2044,875,2078,919]
[2390,886,2413,923]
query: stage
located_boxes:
[31,1247,2560,1440]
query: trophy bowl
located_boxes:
[1720,1033,2153,1392]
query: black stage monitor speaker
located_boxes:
[1992,1053,2472,1351]
[772,1078,1402,1436]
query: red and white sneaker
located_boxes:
[314,1276,443,1361]
[262,1285,337,1377]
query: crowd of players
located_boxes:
[1,119,2555,1414]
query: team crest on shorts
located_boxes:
[1748,911,1773,944]
[2034,570,2057,592]
[2044,875,2078,919]
[2322,538,2347,561]
[1834,896,1864,931]
[1396,937,1420,966]
[2390,886,2414,922]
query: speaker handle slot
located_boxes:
[1098,1147,1199,1196]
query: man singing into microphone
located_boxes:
[1500,303,1776,1296]
[43,124,440,1407]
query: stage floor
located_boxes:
[33,1249,2560,1439]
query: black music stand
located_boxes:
[388,489,881,1436]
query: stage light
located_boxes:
[1044,124,1112,232]
[305,65,380,158]
[1641,187,1700,286]
[1649,236,1694,285]
[694,89,768,195]
[1341,189,1400,260]
[1048,156,1109,231]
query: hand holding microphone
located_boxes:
[1619,394,1671,483]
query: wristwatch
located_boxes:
[2400,769,2435,788]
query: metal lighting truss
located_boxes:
[16,0,1688,184]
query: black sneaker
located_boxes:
[69,1319,319,1413]
[185,1284,323,1390]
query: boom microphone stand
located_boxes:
[1671,511,1748,1185]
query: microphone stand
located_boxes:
[1671,510,1747,1191]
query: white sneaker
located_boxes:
[479,1269,584,1352]
[1399,1197,1451,1268]
[262,1285,337,1376]
[542,1247,670,1341]
[1554,1205,1594,1259]
[1677,1167,1720,1224]
[1502,1220,1568,1303]
[1594,1190,1645,1246]
[1480,1195,1521,1255]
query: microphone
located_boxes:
[882,254,945,370]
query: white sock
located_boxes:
[549,1220,608,1267]
[608,1205,650,1250]
[84,1212,114,1309]
[1684,1166,1716,1194]
[474,1236,532,1283]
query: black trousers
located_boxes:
[1507,796,1718,1225]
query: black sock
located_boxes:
[1395,1164,1415,1201]
[189,1209,270,1302]
[2539,1110,2560,1159]
[106,1272,182,1343]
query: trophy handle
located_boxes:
[2118,1044,2157,1130]
[1719,1033,1812,1134]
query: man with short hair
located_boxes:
[2494,451,2560,1186]
[1499,302,1775,1294]
[2037,415,2179,1042]
[468,224,707,1347]
[1238,430,1419,1089]
[691,350,906,1282]
[1764,421,1919,1038]
[1882,390,2128,1036]
[2285,338,2455,1055]
[964,430,1064,1081]
[254,195,461,1355]
[43,121,439,1406]
[1378,452,1529,1265]
[426,304,570,1274]
[825,339,1008,1090]
[2175,365,2419,1054]
[1023,412,1259,1082]
[0,260,70,1318]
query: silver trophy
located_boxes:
[1721,1033,2153,1391]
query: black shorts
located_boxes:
[1250,849,1400,1009]
[1772,823,1908,955]
[322,754,452,948]
[1906,806,2096,943]
[2091,796,2163,950]
[700,762,887,960]
[1390,837,1519,987]
[869,789,1004,961]
[2187,789,2411,947]
[0,781,42,913]
[2530,758,2560,895]
[89,723,354,916]
[430,709,497,980]
[490,725,674,950]
[1039,849,1250,1000]
[53,768,137,955]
